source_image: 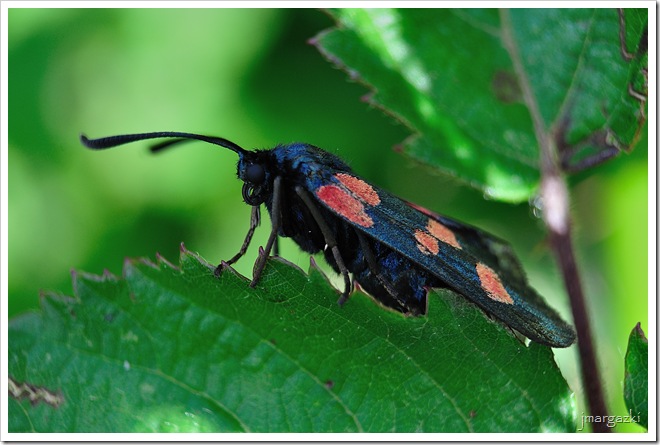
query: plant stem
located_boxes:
[540,142,611,433]
[546,207,611,431]
[499,9,611,431]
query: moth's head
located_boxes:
[236,150,275,206]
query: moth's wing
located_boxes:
[307,170,575,348]
[407,202,528,285]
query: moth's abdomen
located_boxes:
[320,225,438,315]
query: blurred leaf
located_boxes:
[314,9,647,202]
[623,323,648,429]
[9,247,575,432]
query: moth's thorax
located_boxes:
[271,143,354,182]
[237,144,354,203]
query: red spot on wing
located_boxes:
[414,229,439,255]
[407,203,461,251]
[335,173,381,206]
[413,218,462,255]
[426,219,461,250]
[476,263,513,304]
[316,185,374,227]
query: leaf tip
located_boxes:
[155,251,179,271]
[306,36,318,47]
[632,322,647,342]
[360,92,375,104]
[124,256,157,271]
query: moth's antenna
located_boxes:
[80,131,248,155]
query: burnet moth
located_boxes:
[81,132,576,348]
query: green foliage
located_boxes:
[9,248,575,433]
[623,323,648,429]
[8,7,649,434]
[315,9,647,201]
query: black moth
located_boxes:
[81,131,576,348]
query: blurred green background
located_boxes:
[8,8,648,431]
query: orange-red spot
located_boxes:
[414,229,439,255]
[316,185,374,227]
[427,219,461,250]
[476,263,513,304]
[335,173,381,206]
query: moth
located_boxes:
[82,132,576,348]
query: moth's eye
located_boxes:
[246,163,266,184]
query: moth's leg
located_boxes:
[250,176,282,287]
[215,205,261,276]
[295,185,352,306]
[355,231,408,310]
[273,237,280,257]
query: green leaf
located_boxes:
[314,9,647,202]
[623,323,648,429]
[9,247,575,432]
